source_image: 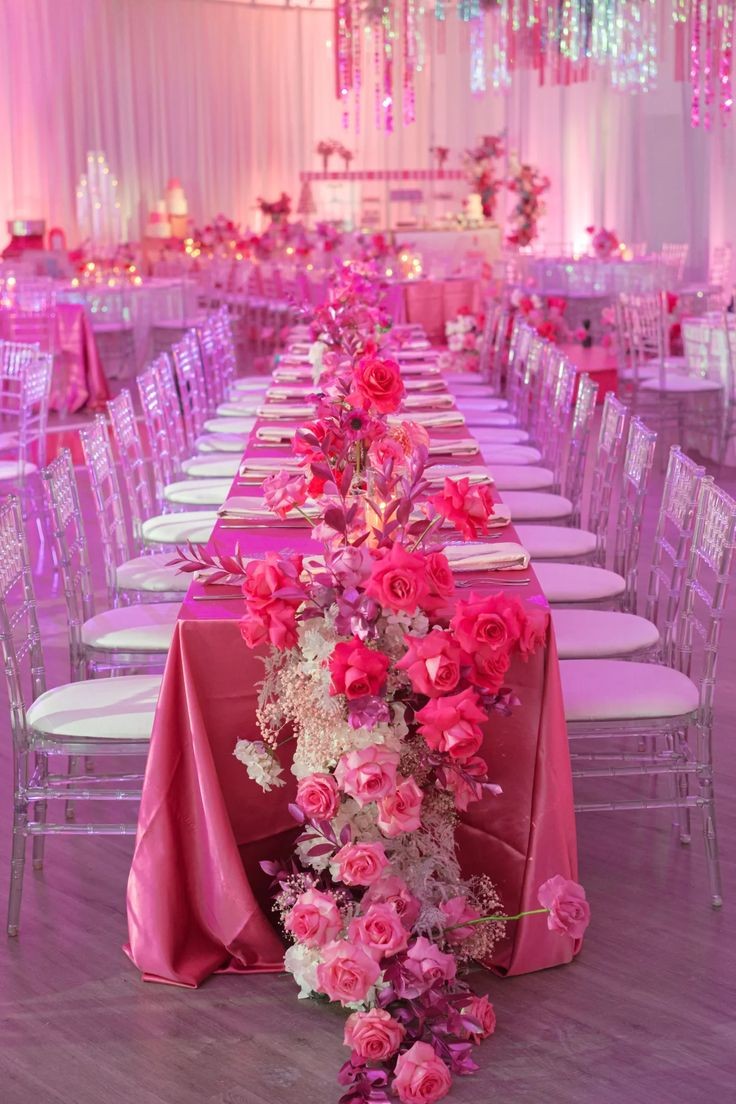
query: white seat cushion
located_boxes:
[471,428,530,444]
[27,674,161,741]
[196,433,248,454]
[453,395,508,410]
[115,552,190,594]
[164,478,231,507]
[230,378,269,395]
[561,660,699,721]
[552,609,659,659]
[640,375,722,394]
[534,562,625,604]
[502,491,573,521]
[216,402,260,418]
[181,455,240,479]
[141,511,218,546]
[464,412,518,428]
[203,417,255,435]
[480,444,542,466]
[491,466,554,491]
[82,603,179,652]
[515,523,596,559]
[0,459,38,480]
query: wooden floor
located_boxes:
[1,445,735,1104]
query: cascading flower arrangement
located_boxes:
[506,162,550,248]
[173,267,590,1103]
[510,289,569,344]
[441,309,484,373]
[461,135,504,220]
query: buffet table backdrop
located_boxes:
[0,0,731,276]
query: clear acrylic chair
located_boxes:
[87,287,136,380]
[561,477,736,908]
[0,345,53,497]
[660,242,689,285]
[3,279,57,355]
[0,495,161,935]
[171,331,210,449]
[41,450,177,678]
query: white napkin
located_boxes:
[218,496,318,521]
[257,403,317,420]
[427,438,480,457]
[398,349,440,362]
[390,410,465,429]
[444,541,529,572]
[402,393,455,411]
[404,378,449,393]
[256,424,297,443]
[240,458,301,477]
[274,366,312,381]
[267,385,315,401]
[425,466,493,487]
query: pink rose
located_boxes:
[462,994,496,1042]
[333,840,389,886]
[365,542,429,614]
[423,551,456,612]
[262,469,309,519]
[440,896,480,943]
[392,1041,452,1104]
[315,939,381,1005]
[364,875,421,926]
[444,756,488,812]
[450,591,520,654]
[396,629,461,698]
[376,776,424,837]
[242,552,303,612]
[405,936,457,987]
[296,772,340,819]
[344,1008,405,1061]
[329,637,390,700]
[468,646,510,693]
[415,688,487,762]
[239,600,298,652]
[348,903,409,959]
[284,888,342,948]
[538,876,591,939]
[334,745,400,807]
[516,601,548,658]
[368,433,405,469]
[239,612,268,649]
[353,354,405,414]
[428,478,496,541]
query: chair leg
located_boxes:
[697,724,723,909]
[32,754,48,869]
[7,805,28,936]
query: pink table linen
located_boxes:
[54,302,110,412]
[126,388,580,987]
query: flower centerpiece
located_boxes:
[258,192,292,225]
[318,138,340,173]
[173,266,589,1102]
[430,146,450,170]
[461,135,504,220]
[510,289,568,343]
[506,162,550,248]
[440,310,484,373]
[586,225,620,261]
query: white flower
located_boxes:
[284,943,322,998]
[233,740,286,792]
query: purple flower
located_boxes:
[335,589,381,640]
[347,695,390,730]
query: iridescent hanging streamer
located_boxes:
[691,0,702,127]
[352,0,362,133]
[335,0,353,128]
[383,10,394,133]
[470,14,486,94]
[403,0,417,125]
[704,0,714,129]
[720,0,735,123]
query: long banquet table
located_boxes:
[125,357,580,987]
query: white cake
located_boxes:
[166,178,188,217]
[146,199,171,239]
[466,193,484,223]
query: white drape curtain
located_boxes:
[0,0,726,273]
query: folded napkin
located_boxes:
[398,349,440,362]
[258,403,317,420]
[274,366,313,381]
[402,394,455,411]
[444,541,529,572]
[267,385,315,401]
[218,496,318,521]
[240,458,301,477]
[390,410,465,429]
[400,363,441,377]
[427,438,480,458]
[404,379,449,393]
[425,466,493,487]
[256,424,297,443]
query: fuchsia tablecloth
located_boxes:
[125,378,580,987]
[54,302,110,411]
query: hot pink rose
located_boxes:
[296,772,340,819]
[333,840,389,886]
[462,994,497,1042]
[239,612,268,649]
[334,745,400,807]
[440,896,480,943]
[353,354,405,414]
[405,936,457,987]
[444,756,488,812]
[368,433,405,469]
[429,477,496,540]
[239,601,299,652]
[344,1008,406,1061]
[537,876,591,939]
[364,875,421,926]
[468,646,511,693]
[450,591,518,653]
[315,939,381,1005]
[365,542,428,614]
[329,637,390,700]
[348,903,409,959]
[284,888,342,948]
[415,688,487,762]
[423,551,456,612]
[376,776,424,837]
[262,469,309,519]
[242,552,303,612]
[516,601,548,658]
[396,629,461,698]
[392,1041,452,1104]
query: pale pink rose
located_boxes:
[284,888,342,948]
[462,994,496,1042]
[392,1041,452,1104]
[405,936,456,988]
[396,629,462,699]
[262,469,309,519]
[343,1008,405,1060]
[363,875,421,926]
[368,434,406,469]
[333,840,389,886]
[537,876,591,939]
[334,744,400,808]
[376,776,424,838]
[295,772,340,820]
[315,939,381,1005]
[439,895,480,943]
[348,902,409,959]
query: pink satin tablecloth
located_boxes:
[126,388,579,987]
[53,302,110,411]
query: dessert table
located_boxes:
[126,364,579,987]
